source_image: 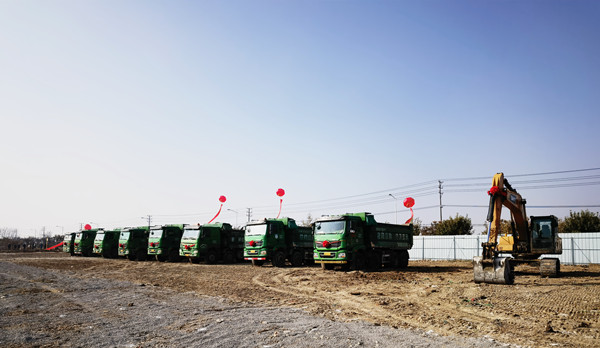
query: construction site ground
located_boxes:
[1,252,599,347]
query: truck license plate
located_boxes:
[324,252,332,256]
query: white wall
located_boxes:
[411,232,600,265]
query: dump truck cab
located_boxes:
[118,226,150,261]
[147,224,184,262]
[313,214,366,267]
[93,229,121,258]
[73,229,99,257]
[180,223,244,264]
[62,233,76,255]
[244,217,313,267]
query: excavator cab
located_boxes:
[530,216,561,253]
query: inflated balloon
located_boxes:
[208,195,226,224]
[276,188,285,218]
[84,224,92,230]
[404,197,415,224]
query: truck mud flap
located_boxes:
[473,256,514,285]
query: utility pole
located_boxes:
[438,180,443,221]
[142,215,152,229]
[246,208,252,222]
[388,194,398,224]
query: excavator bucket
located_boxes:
[473,256,514,285]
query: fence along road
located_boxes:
[412,232,600,265]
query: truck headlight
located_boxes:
[260,250,267,256]
[338,253,346,259]
[313,252,319,259]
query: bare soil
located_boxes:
[2,252,599,347]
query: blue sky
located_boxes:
[1,1,599,237]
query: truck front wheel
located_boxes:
[352,253,366,271]
[272,251,286,267]
[206,250,218,264]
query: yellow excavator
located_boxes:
[473,173,562,284]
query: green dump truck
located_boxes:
[147,224,184,262]
[93,228,121,258]
[180,223,244,264]
[118,226,150,261]
[244,217,313,267]
[62,232,76,255]
[313,212,413,270]
[73,229,99,257]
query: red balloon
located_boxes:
[276,188,285,197]
[219,195,227,203]
[84,224,92,230]
[403,197,415,208]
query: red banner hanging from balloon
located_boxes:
[403,197,415,224]
[45,241,65,250]
[275,188,285,219]
[207,195,227,224]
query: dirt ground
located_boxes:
[2,252,599,347]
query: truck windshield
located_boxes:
[75,233,82,241]
[314,221,345,235]
[94,233,105,241]
[182,229,199,241]
[120,231,130,240]
[149,229,163,238]
[246,224,267,236]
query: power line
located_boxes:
[442,167,600,182]
[248,180,438,209]
[446,181,600,193]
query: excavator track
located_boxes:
[540,258,560,277]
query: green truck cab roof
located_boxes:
[314,212,376,226]
[122,226,150,232]
[246,217,298,229]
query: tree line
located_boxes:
[413,209,600,236]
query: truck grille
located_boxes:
[316,241,341,248]
[245,241,263,247]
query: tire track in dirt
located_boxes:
[251,269,434,332]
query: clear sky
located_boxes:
[1,1,599,237]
